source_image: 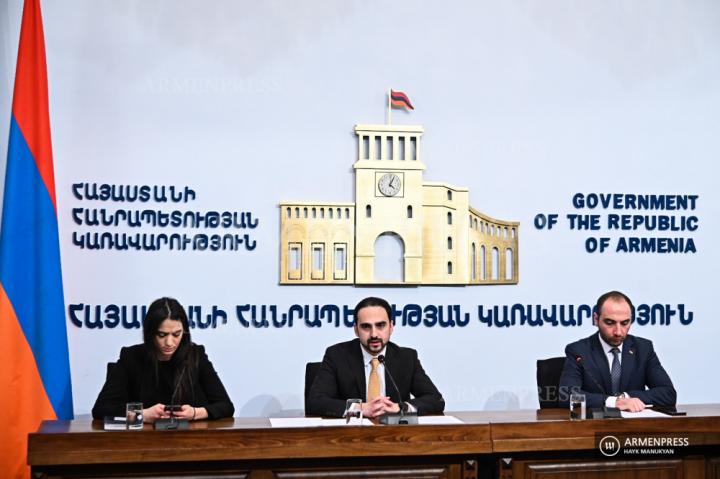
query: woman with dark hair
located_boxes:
[92,297,234,422]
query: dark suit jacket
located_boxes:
[558,333,676,408]
[92,343,234,420]
[306,338,445,417]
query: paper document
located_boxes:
[270,416,463,427]
[418,415,464,425]
[270,417,373,427]
[103,416,127,430]
[621,409,673,418]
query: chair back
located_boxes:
[106,361,117,379]
[536,357,566,408]
[304,362,321,413]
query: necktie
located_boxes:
[368,358,381,401]
[610,347,621,395]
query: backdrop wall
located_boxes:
[1,0,718,416]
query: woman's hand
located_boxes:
[174,405,209,421]
[143,403,169,423]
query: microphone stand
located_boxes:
[154,365,190,430]
[576,356,621,419]
[377,355,417,425]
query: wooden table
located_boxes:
[457,405,720,478]
[28,405,720,479]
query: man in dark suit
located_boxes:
[306,296,445,418]
[559,291,676,412]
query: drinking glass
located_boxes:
[126,402,144,430]
[344,398,363,424]
[569,393,586,420]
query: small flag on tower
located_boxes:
[390,90,414,110]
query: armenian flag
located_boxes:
[0,1,74,477]
[390,89,414,110]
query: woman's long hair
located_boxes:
[142,297,197,404]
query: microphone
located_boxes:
[154,365,190,430]
[575,355,606,393]
[377,355,417,425]
[377,355,406,415]
[575,355,621,419]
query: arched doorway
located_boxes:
[374,232,404,282]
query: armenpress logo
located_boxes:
[598,435,621,457]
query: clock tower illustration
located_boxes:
[279,91,519,286]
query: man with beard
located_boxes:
[306,296,445,418]
[559,290,676,412]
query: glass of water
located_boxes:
[569,393,586,420]
[344,398,363,424]
[126,402,144,430]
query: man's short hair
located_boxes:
[595,290,634,318]
[354,296,392,324]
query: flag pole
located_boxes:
[387,88,392,125]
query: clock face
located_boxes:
[378,173,401,197]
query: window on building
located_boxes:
[334,243,347,280]
[492,247,499,280]
[505,248,514,280]
[447,236,453,250]
[288,243,302,280]
[407,205,413,218]
[366,205,372,218]
[447,261,453,275]
[471,243,477,281]
[480,245,486,280]
[447,212,452,225]
[447,190,452,201]
[311,243,324,280]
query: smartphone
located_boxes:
[164,405,182,412]
[656,409,687,416]
[651,406,687,416]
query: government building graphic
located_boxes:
[279,123,519,285]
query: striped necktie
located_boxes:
[610,347,622,395]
